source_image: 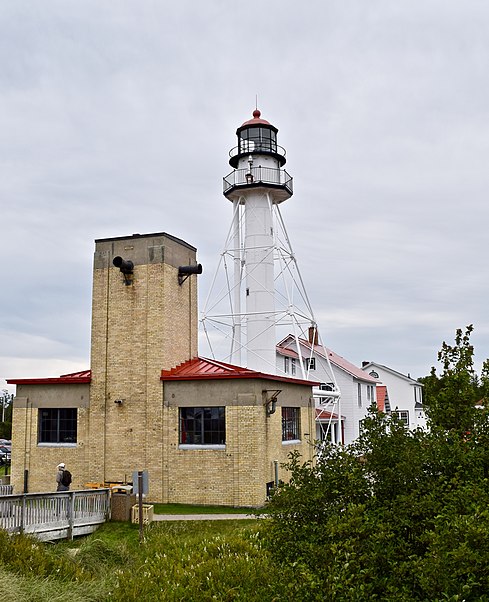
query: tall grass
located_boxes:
[0,520,318,601]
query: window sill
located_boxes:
[38,443,77,448]
[178,444,226,451]
[282,439,301,446]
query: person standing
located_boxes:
[56,462,71,491]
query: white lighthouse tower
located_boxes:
[201,109,337,387]
[223,109,291,371]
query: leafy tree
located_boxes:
[263,326,489,601]
[421,324,483,434]
[0,391,12,439]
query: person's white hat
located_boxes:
[57,463,65,468]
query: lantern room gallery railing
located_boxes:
[223,166,293,196]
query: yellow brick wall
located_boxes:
[161,379,315,507]
[10,387,90,493]
[88,235,198,493]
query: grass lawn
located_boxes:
[151,502,256,514]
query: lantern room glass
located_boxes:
[238,127,277,154]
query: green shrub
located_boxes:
[263,328,489,601]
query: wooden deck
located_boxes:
[0,489,111,541]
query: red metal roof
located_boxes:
[316,408,341,421]
[161,356,318,386]
[7,370,91,386]
[276,346,299,359]
[241,109,272,127]
[277,337,377,384]
[326,348,377,383]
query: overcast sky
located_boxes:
[2,1,489,393]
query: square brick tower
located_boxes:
[88,232,199,497]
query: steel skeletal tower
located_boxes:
[201,109,339,415]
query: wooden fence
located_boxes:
[0,489,111,541]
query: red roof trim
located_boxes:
[7,370,91,385]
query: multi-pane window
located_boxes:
[282,407,300,441]
[318,382,335,403]
[304,357,316,370]
[284,356,297,375]
[39,409,77,444]
[320,382,335,392]
[179,407,226,445]
[366,385,374,404]
[357,383,362,407]
[392,410,409,427]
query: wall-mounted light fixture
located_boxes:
[113,256,134,285]
[114,399,124,405]
[178,264,203,286]
[263,390,282,416]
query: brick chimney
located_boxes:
[308,326,318,346]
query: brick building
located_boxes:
[8,231,315,506]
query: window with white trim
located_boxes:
[284,357,289,374]
[38,409,77,444]
[392,410,409,427]
[320,382,334,391]
[291,358,296,376]
[282,407,300,441]
[414,386,422,404]
[179,407,226,445]
[366,385,374,404]
[357,383,362,407]
[304,357,316,370]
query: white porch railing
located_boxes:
[0,489,111,541]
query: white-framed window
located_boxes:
[291,358,296,376]
[357,383,362,407]
[392,410,409,427]
[318,382,335,403]
[304,357,316,371]
[320,382,335,392]
[38,409,77,444]
[414,386,422,404]
[179,407,226,445]
[366,385,374,404]
[282,407,300,441]
[284,357,289,374]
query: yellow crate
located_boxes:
[131,504,154,524]
[84,482,105,489]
